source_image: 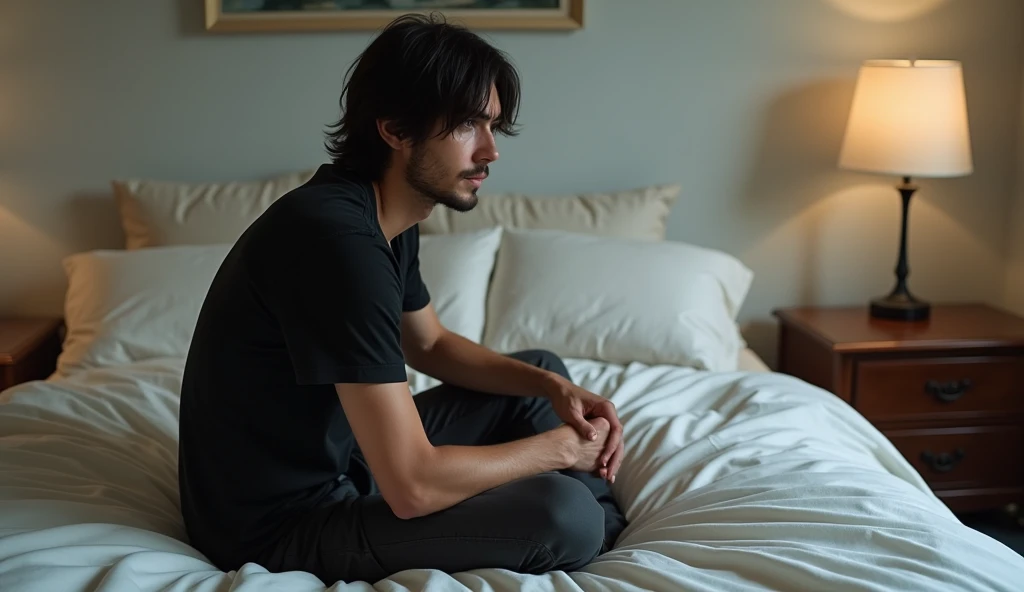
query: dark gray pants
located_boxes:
[257,349,628,585]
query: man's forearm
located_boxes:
[404,426,573,518]
[406,329,559,397]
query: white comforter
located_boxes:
[1,358,1022,591]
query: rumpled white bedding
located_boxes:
[1,357,1022,591]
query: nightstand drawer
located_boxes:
[854,355,1024,421]
[885,425,1024,489]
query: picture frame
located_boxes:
[204,1,585,32]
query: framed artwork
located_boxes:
[205,0,584,32]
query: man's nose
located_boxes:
[477,130,499,163]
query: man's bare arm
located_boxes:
[336,381,604,519]
[401,304,557,398]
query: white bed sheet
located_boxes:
[1,356,1022,592]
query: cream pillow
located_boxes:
[420,184,679,241]
[57,244,232,376]
[113,169,315,249]
[483,228,754,371]
[115,171,676,249]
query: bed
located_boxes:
[2,173,1023,591]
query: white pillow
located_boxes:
[57,244,231,376]
[418,227,503,343]
[405,227,503,394]
[56,228,503,384]
[483,228,754,371]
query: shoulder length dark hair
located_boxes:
[324,13,522,179]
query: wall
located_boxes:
[1006,58,1024,317]
[2,0,1023,367]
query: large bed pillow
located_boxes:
[483,228,754,371]
[56,228,503,379]
[420,185,680,241]
[57,244,232,376]
[113,169,315,249]
[417,227,503,344]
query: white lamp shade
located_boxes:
[838,59,973,178]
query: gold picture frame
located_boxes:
[205,1,584,32]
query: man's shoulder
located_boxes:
[250,164,378,246]
[293,163,373,201]
[281,166,373,222]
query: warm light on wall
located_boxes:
[742,183,996,310]
[0,195,67,314]
[825,0,949,22]
[0,205,59,251]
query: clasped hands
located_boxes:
[543,374,623,484]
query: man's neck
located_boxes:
[373,166,433,243]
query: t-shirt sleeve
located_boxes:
[402,225,431,312]
[263,232,408,386]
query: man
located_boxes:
[177,13,627,586]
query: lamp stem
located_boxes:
[869,175,931,321]
[893,175,914,295]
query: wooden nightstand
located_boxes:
[773,303,1024,513]
[0,318,64,392]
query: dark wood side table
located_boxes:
[773,303,1024,513]
[0,318,64,392]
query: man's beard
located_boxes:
[405,145,484,213]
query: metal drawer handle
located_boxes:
[921,448,965,473]
[924,378,972,403]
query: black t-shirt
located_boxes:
[176,164,430,568]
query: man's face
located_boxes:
[404,85,501,212]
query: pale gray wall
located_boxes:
[2,0,1023,366]
[1007,61,1024,317]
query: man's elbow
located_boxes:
[403,328,447,370]
[385,481,434,520]
[379,454,438,519]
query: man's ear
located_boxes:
[376,119,408,151]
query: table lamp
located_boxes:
[838,59,973,321]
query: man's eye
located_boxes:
[462,118,476,128]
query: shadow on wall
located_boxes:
[1007,265,1024,317]
[178,0,208,37]
[741,320,779,371]
[740,78,856,238]
[735,78,857,368]
[15,192,124,315]
[67,192,125,252]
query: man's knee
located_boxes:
[529,473,604,571]
[512,349,571,381]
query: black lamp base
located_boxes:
[870,292,931,321]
